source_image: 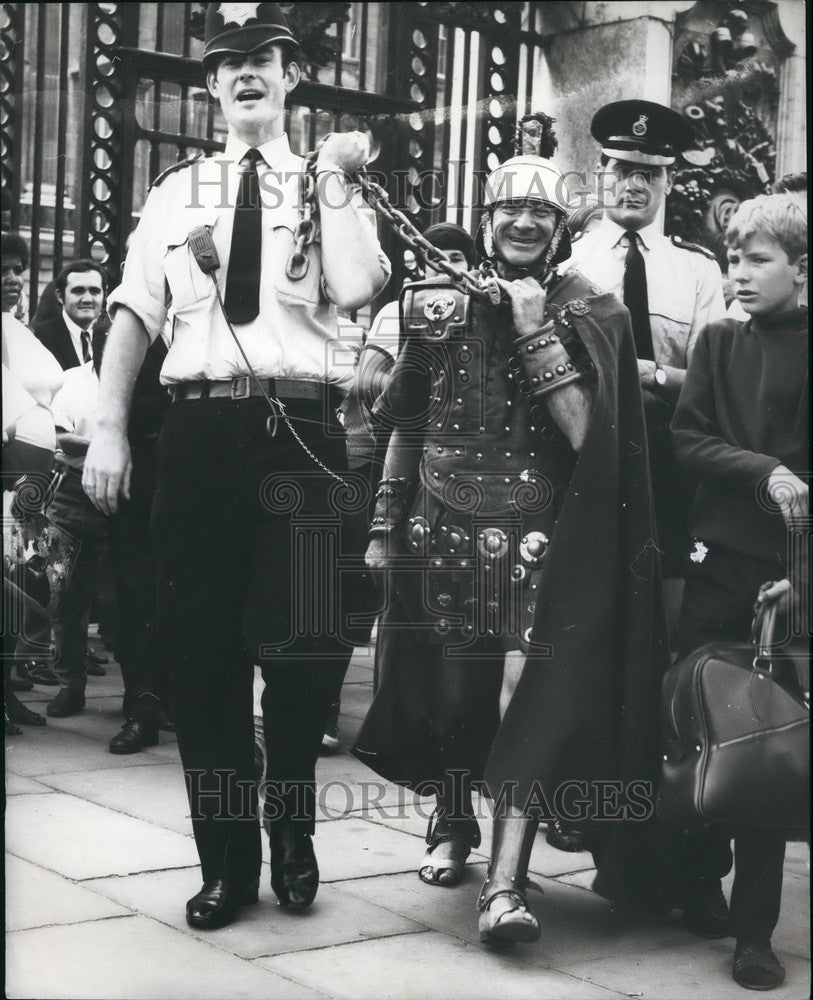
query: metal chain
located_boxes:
[275,400,348,485]
[285,149,320,281]
[285,141,498,300]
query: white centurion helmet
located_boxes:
[480,114,572,268]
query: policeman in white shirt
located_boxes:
[563,99,725,583]
[83,2,390,931]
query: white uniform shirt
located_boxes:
[108,133,389,389]
[62,310,94,364]
[561,216,725,370]
[51,361,100,439]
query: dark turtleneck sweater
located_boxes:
[672,306,809,563]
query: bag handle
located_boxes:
[750,583,809,710]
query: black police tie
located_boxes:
[224,148,262,324]
[623,230,655,361]
[80,329,91,363]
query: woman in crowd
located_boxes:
[2,234,64,731]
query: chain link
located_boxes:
[284,139,496,300]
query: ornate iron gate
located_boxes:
[1,2,542,312]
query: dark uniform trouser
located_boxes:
[110,502,160,718]
[152,395,351,884]
[676,544,788,943]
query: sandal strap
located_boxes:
[477,887,528,913]
[425,807,481,849]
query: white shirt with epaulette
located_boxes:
[107,133,390,388]
[560,215,725,369]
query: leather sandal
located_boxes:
[418,808,479,888]
[478,875,542,945]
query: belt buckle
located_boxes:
[231,376,250,400]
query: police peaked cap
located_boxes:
[591,100,697,167]
[203,2,299,69]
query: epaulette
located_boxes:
[670,234,717,260]
[150,151,204,189]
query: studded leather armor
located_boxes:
[383,278,593,651]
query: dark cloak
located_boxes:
[353,269,678,908]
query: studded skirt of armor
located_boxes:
[398,481,563,653]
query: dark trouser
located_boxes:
[49,472,109,695]
[152,395,352,885]
[677,543,788,944]
[110,502,160,721]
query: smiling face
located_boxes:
[59,269,105,329]
[207,44,300,145]
[491,199,559,268]
[727,233,807,317]
[1,254,24,312]
[602,157,673,231]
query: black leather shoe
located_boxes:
[185,877,259,930]
[109,719,159,754]
[24,661,60,686]
[46,689,85,718]
[85,654,106,677]
[733,941,785,990]
[87,646,109,666]
[9,675,34,692]
[545,819,587,853]
[683,882,730,939]
[270,823,319,910]
[6,693,47,726]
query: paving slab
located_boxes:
[84,866,425,959]
[41,762,191,836]
[338,867,692,968]
[4,773,52,795]
[257,929,620,1000]
[5,915,327,1000]
[4,725,168,777]
[334,681,372,720]
[5,793,198,879]
[308,815,434,883]
[773,871,812,960]
[560,937,811,1000]
[4,854,131,931]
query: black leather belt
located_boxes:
[169,377,330,403]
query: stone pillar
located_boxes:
[775,0,806,176]
[534,3,693,186]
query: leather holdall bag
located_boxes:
[657,597,810,838]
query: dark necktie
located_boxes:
[224,148,262,324]
[622,230,655,361]
[80,329,91,363]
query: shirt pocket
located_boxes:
[650,291,693,364]
[162,221,218,317]
[268,216,323,306]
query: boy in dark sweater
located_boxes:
[672,193,808,992]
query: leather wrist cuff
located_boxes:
[370,478,412,537]
[532,367,584,397]
[514,326,582,398]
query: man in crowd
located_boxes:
[32,260,107,371]
[562,100,726,631]
[83,2,389,931]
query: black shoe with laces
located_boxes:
[733,940,785,990]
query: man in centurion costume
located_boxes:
[355,114,674,943]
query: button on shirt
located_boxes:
[561,216,725,369]
[107,134,390,389]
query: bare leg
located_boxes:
[478,805,540,944]
[499,649,526,719]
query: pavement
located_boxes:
[5,631,811,1000]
